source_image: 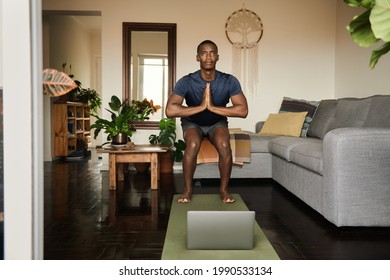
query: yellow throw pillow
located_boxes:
[259,112,308,137]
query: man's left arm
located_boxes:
[207,92,248,118]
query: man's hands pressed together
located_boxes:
[201,83,213,112]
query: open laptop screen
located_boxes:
[187,211,255,250]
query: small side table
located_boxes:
[97,144,169,191]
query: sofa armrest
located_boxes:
[322,127,390,226]
[255,121,265,133]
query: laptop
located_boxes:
[187,211,255,250]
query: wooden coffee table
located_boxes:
[97,144,169,190]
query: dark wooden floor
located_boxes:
[41,155,390,260]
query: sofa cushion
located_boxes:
[307,99,338,139]
[255,121,264,133]
[259,112,308,137]
[279,97,320,137]
[364,95,390,128]
[269,137,309,162]
[328,98,372,131]
[290,139,324,175]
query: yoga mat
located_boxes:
[161,194,280,260]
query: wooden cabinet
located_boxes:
[53,102,91,157]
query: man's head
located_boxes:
[196,40,219,71]
[197,40,218,54]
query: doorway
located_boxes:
[42,12,102,161]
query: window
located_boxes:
[138,55,168,120]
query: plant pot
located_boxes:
[111,133,128,145]
[159,150,174,173]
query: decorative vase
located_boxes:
[111,133,128,145]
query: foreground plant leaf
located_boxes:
[347,10,378,47]
[42,68,77,96]
[370,0,390,42]
[370,41,390,69]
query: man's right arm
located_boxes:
[165,92,206,118]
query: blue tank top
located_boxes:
[172,70,242,126]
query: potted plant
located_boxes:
[76,87,102,114]
[344,0,390,69]
[90,95,158,146]
[149,117,186,173]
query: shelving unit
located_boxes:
[53,102,91,157]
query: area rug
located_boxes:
[161,194,280,260]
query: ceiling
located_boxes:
[42,10,102,35]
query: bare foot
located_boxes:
[220,192,235,203]
[177,190,192,203]
[177,197,191,203]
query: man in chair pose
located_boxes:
[165,40,248,203]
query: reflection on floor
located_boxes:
[43,157,390,260]
[44,159,174,260]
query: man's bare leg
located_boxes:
[210,126,235,203]
[178,127,203,203]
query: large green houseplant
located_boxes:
[149,118,186,172]
[344,0,390,69]
[91,95,157,145]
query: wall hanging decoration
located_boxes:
[225,4,263,97]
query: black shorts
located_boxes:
[181,119,228,138]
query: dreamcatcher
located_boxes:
[225,5,263,97]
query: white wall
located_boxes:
[43,0,390,140]
[101,0,337,133]
[335,1,390,98]
[2,0,44,259]
[46,15,93,88]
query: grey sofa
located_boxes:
[194,95,390,227]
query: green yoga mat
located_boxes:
[161,194,280,260]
